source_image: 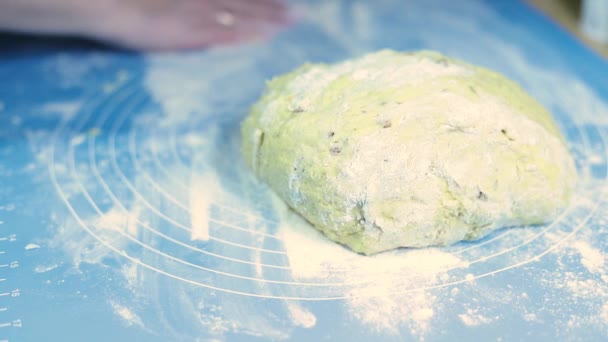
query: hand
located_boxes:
[0,0,289,50]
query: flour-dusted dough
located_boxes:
[241,50,577,255]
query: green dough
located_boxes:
[241,50,577,255]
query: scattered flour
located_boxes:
[24,243,41,250]
[602,303,608,323]
[121,263,140,291]
[187,128,252,242]
[571,241,606,274]
[34,264,59,273]
[348,291,436,336]
[70,134,85,147]
[189,172,219,241]
[539,234,608,334]
[39,101,81,121]
[111,301,144,327]
[286,302,317,328]
[458,308,494,327]
[277,205,464,336]
[45,53,110,88]
[95,206,141,237]
[31,0,608,340]
[46,204,142,270]
[523,313,540,323]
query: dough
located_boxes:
[241,50,577,255]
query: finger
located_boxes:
[217,0,289,23]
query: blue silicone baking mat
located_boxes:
[1,0,607,341]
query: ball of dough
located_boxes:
[241,50,577,255]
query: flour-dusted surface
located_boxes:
[242,50,577,254]
[1,0,608,341]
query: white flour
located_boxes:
[571,241,606,274]
[189,173,215,241]
[34,264,59,273]
[111,301,144,327]
[276,203,463,335]
[24,243,41,250]
[40,101,82,121]
[27,0,608,340]
[458,309,494,327]
[286,302,317,329]
[538,231,608,335]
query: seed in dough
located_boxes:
[241,50,577,255]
